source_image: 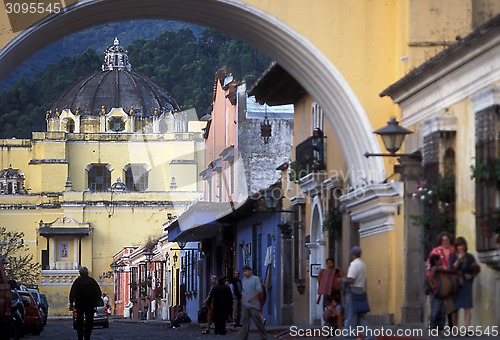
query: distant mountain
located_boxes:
[0,24,271,138]
[0,20,204,93]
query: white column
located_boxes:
[50,238,56,270]
[73,238,79,270]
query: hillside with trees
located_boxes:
[0,27,270,138]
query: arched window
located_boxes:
[124,164,150,191]
[108,117,125,132]
[86,164,112,191]
[65,118,75,133]
[0,165,26,194]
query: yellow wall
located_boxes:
[0,131,204,315]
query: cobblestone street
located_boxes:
[32,318,326,340]
[29,317,494,340]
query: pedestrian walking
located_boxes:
[342,246,374,340]
[239,265,268,340]
[317,257,343,308]
[69,266,102,340]
[125,300,133,319]
[231,270,243,327]
[201,274,218,334]
[207,277,233,335]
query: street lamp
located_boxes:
[144,250,154,263]
[364,117,416,158]
[263,188,281,210]
[177,241,187,250]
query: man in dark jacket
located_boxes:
[231,270,243,327]
[207,277,233,335]
[69,266,102,340]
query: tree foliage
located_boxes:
[0,227,41,284]
[0,27,271,138]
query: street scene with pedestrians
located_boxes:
[1,1,500,339]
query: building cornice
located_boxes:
[470,86,500,112]
[339,182,403,212]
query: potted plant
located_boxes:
[470,158,500,187]
[470,162,492,184]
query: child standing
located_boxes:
[322,297,343,330]
[426,254,446,330]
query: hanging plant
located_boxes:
[289,160,302,182]
[323,207,342,240]
[470,162,492,184]
[411,171,456,250]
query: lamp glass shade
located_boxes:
[143,250,153,262]
[374,117,412,154]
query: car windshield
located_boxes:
[97,298,104,307]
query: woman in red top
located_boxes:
[427,231,456,327]
[428,232,455,270]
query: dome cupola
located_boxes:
[102,37,132,71]
[48,39,181,134]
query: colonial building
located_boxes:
[249,7,500,329]
[381,14,500,328]
[0,39,204,315]
[164,67,294,324]
[249,63,350,325]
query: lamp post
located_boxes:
[110,261,120,315]
[144,250,153,287]
[363,117,424,323]
[364,117,417,158]
[143,249,153,319]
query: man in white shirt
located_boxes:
[343,246,374,340]
[239,265,267,340]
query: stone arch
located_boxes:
[0,0,385,186]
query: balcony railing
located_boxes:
[295,135,326,180]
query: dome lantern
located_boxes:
[102,37,132,71]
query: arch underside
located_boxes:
[0,0,385,185]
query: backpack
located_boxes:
[431,268,462,299]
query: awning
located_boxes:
[166,199,255,242]
[37,227,92,237]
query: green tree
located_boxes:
[0,227,41,285]
[0,27,271,138]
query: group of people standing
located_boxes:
[426,232,481,331]
[317,246,374,340]
[202,266,268,339]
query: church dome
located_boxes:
[50,38,180,118]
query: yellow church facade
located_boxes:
[0,39,205,316]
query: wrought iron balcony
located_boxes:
[294,135,326,181]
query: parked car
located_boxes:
[17,291,43,336]
[11,289,25,339]
[25,288,45,325]
[72,297,109,330]
[0,258,14,340]
[39,294,48,326]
